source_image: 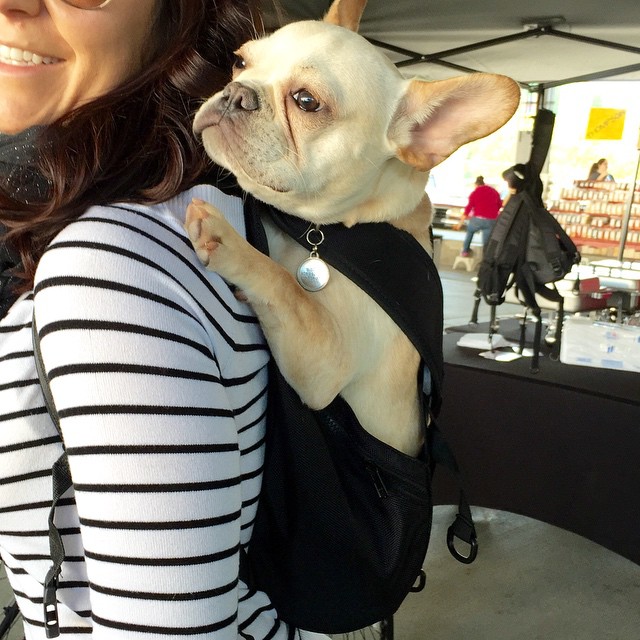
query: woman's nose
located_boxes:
[0,0,41,16]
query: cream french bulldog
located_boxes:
[185,0,520,456]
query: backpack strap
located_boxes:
[32,314,70,639]
[528,109,555,178]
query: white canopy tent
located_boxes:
[259,0,640,97]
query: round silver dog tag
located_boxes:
[297,256,330,292]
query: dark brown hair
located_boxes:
[588,158,607,178]
[1,0,261,293]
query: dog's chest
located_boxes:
[262,217,402,352]
[264,223,376,327]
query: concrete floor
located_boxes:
[393,257,640,640]
[2,248,639,640]
[395,505,640,640]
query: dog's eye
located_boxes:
[292,90,322,112]
[233,54,246,70]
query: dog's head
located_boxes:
[194,0,520,225]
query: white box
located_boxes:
[560,316,640,373]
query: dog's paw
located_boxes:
[185,198,243,272]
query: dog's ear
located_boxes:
[323,0,368,32]
[388,74,521,172]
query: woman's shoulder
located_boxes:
[33,183,265,357]
[51,183,244,247]
[33,182,247,299]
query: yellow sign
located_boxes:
[586,108,626,140]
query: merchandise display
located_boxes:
[549,180,640,258]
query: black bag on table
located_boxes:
[470,110,580,372]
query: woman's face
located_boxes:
[0,0,159,134]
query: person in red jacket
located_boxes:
[456,176,503,256]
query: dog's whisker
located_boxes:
[365,156,380,169]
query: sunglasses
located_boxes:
[61,0,113,8]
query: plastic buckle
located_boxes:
[44,582,60,638]
[446,524,479,565]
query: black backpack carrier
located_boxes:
[32,198,478,637]
[471,110,580,372]
[243,203,478,634]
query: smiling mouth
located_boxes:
[0,44,61,66]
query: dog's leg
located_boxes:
[185,199,352,408]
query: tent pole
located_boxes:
[617,134,640,262]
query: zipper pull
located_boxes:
[366,464,389,498]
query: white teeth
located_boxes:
[0,44,60,66]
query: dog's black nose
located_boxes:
[222,82,259,111]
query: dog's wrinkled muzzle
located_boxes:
[194,82,260,135]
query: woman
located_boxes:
[587,158,615,182]
[1,1,322,638]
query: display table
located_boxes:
[433,322,640,565]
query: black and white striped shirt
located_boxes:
[0,184,326,640]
